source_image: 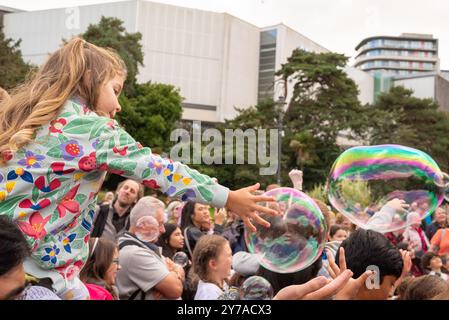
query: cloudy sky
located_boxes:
[2,0,448,68]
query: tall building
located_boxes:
[352,33,445,103]
[354,33,439,76]
[2,0,328,123]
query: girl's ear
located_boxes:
[208,258,217,271]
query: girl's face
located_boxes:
[105,249,120,286]
[331,229,348,242]
[173,204,183,219]
[430,256,443,270]
[211,243,233,281]
[168,227,184,250]
[192,204,210,227]
[96,75,124,119]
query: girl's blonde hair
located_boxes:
[192,234,229,288]
[0,37,126,164]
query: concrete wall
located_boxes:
[136,1,224,122]
[344,67,374,105]
[3,1,137,65]
[219,14,259,121]
[436,75,449,113]
[394,76,435,99]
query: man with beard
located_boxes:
[92,179,144,243]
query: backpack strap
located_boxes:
[184,227,193,259]
[90,205,110,238]
[118,238,158,300]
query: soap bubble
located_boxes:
[245,187,327,273]
[172,251,189,267]
[327,144,449,233]
[240,276,273,300]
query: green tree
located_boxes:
[193,50,368,191]
[81,16,143,96]
[0,26,33,90]
[368,85,449,173]
[117,82,183,153]
[278,49,368,189]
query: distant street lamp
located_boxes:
[276,95,286,186]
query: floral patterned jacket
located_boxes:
[0,97,229,291]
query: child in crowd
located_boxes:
[192,235,233,300]
[421,252,449,282]
[402,275,449,300]
[0,38,277,299]
[329,225,348,242]
[80,237,120,300]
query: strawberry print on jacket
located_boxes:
[0,97,229,291]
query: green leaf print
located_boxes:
[142,168,152,179]
[32,187,39,203]
[197,186,213,202]
[83,171,102,181]
[95,140,105,150]
[35,135,58,148]
[186,167,207,184]
[71,240,84,250]
[75,194,87,205]
[49,212,59,224]
[71,102,80,114]
[63,118,92,134]
[57,134,69,143]
[0,195,27,212]
[119,131,134,146]
[58,111,75,118]
[89,120,108,140]
[96,152,107,167]
[46,145,63,158]
[109,159,137,173]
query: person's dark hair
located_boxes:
[335,229,403,284]
[329,224,345,238]
[396,242,409,251]
[157,223,180,258]
[79,237,118,299]
[402,275,449,300]
[180,201,196,231]
[421,252,440,271]
[0,216,31,277]
[256,258,322,295]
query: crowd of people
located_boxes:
[1,37,449,301]
[2,171,449,300]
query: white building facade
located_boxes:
[3,0,333,123]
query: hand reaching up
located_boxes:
[326,247,374,300]
[225,183,277,232]
[273,270,353,300]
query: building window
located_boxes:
[258,29,277,102]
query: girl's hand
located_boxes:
[225,183,277,232]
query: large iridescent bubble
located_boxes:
[327,144,449,233]
[245,187,327,274]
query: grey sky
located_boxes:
[2,0,448,69]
